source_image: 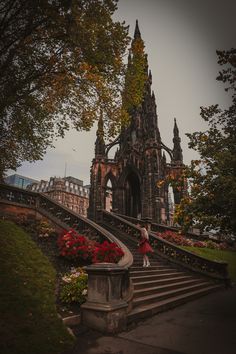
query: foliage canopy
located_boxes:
[0,0,130,179]
[174,49,236,234]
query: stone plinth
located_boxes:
[81,263,128,333]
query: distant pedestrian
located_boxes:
[137,223,154,267]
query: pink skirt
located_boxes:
[138,240,154,254]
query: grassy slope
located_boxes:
[0,220,74,354]
[182,246,236,282]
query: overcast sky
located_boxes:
[13,0,236,185]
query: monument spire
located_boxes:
[95,111,106,158]
[134,19,141,39]
[172,118,183,162]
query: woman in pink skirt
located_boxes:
[138,223,154,267]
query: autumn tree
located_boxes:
[0,0,130,180]
[174,49,236,234]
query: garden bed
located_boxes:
[11,216,124,319]
[0,220,74,354]
[18,219,86,318]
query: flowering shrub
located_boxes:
[92,240,124,263]
[218,242,229,250]
[156,231,230,251]
[60,267,88,304]
[193,241,207,248]
[58,229,124,264]
[157,230,194,247]
[57,229,95,262]
[37,220,56,239]
[205,240,220,249]
[185,238,194,247]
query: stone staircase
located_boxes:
[101,222,223,323]
[0,184,228,331]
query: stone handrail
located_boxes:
[115,213,207,241]
[115,212,177,232]
[102,210,229,283]
[0,184,133,269]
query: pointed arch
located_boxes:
[103,171,117,212]
[118,165,142,218]
[118,164,142,187]
[104,171,117,190]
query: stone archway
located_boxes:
[105,179,113,212]
[124,171,141,218]
[103,172,117,213]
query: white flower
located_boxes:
[71,273,79,279]
[82,289,87,296]
[62,276,72,283]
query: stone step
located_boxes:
[132,282,211,307]
[100,220,224,326]
[131,271,186,283]
[132,275,196,289]
[130,268,177,276]
[132,259,162,264]
[132,257,147,261]
[128,284,223,323]
[133,278,205,298]
[132,263,167,268]
[131,265,170,271]
[132,256,161,260]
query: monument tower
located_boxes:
[88,21,184,223]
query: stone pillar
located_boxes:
[95,206,103,223]
[81,263,128,333]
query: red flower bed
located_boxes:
[193,240,206,248]
[92,240,124,263]
[156,231,230,251]
[57,229,95,262]
[57,229,124,264]
[157,230,193,247]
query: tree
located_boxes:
[174,49,236,234]
[0,0,130,180]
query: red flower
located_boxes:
[92,241,124,263]
[58,229,124,264]
[157,230,194,247]
[57,229,94,261]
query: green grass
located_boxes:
[182,246,236,282]
[0,220,74,354]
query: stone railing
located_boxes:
[0,183,133,266]
[0,183,134,333]
[0,183,38,207]
[115,213,212,241]
[102,210,229,283]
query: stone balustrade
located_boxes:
[0,183,133,333]
[102,210,229,282]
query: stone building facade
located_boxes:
[88,21,185,224]
[28,176,89,217]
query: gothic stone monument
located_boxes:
[88,21,184,224]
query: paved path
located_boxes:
[64,286,236,354]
